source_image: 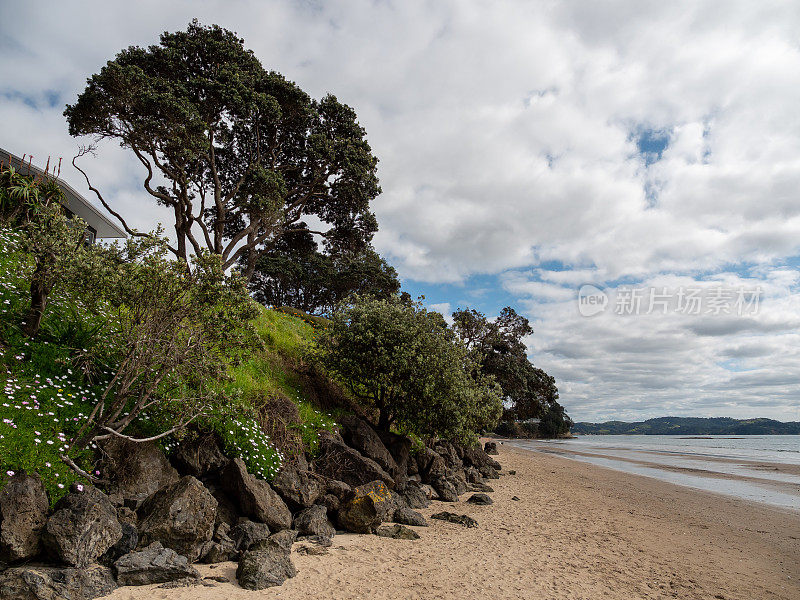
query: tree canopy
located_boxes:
[452,306,571,435]
[246,224,399,314]
[65,20,380,279]
[315,297,502,440]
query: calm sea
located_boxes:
[509,435,800,511]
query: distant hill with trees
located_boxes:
[572,417,800,435]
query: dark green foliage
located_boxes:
[247,224,399,314]
[452,306,571,437]
[572,417,800,435]
[65,20,380,280]
[315,297,502,441]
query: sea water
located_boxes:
[509,435,800,511]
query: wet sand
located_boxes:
[108,442,800,600]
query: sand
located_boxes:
[108,442,800,600]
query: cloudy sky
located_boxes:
[3,1,800,422]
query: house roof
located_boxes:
[1,147,126,239]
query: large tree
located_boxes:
[452,306,571,433]
[65,20,380,279]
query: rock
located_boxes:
[205,575,229,583]
[0,564,116,600]
[296,544,328,556]
[200,523,236,563]
[468,482,494,493]
[312,432,395,489]
[466,493,493,505]
[157,577,208,589]
[482,466,500,479]
[271,466,323,510]
[99,438,179,507]
[230,519,271,552]
[115,506,137,528]
[399,480,430,509]
[0,472,49,562]
[378,431,413,485]
[319,493,340,514]
[353,481,405,522]
[375,524,420,540]
[108,522,138,560]
[416,447,446,481]
[294,505,335,539]
[433,442,462,470]
[236,530,297,590]
[393,507,427,527]
[445,469,469,495]
[296,534,332,547]
[461,444,501,473]
[205,484,238,527]
[464,466,483,484]
[508,470,517,475]
[114,542,200,586]
[336,495,380,534]
[324,479,352,500]
[430,512,478,528]
[42,485,122,568]
[221,459,291,531]
[430,476,459,502]
[484,441,498,455]
[172,433,228,479]
[511,496,520,501]
[338,415,398,476]
[137,476,217,563]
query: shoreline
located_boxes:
[108,443,799,600]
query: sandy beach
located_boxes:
[108,442,800,600]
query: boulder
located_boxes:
[399,480,430,509]
[484,441,498,455]
[42,485,122,568]
[172,434,228,479]
[430,476,459,502]
[378,431,413,483]
[230,519,272,552]
[482,466,501,480]
[137,476,217,563]
[464,466,483,484]
[353,481,404,522]
[336,495,380,534]
[271,466,323,510]
[444,468,469,496]
[0,564,116,600]
[375,524,419,540]
[99,438,179,507]
[293,505,335,539]
[469,482,494,493]
[221,459,291,531]
[0,472,49,562]
[205,484,238,527]
[319,493,340,514]
[433,442,462,470]
[236,530,297,590]
[416,447,446,481]
[338,415,398,476]
[200,523,236,564]
[393,507,427,527]
[461,444,501,472]
[324,479,352,500]
[107,522,138,561]
[114,542,200,586]
[312,431,394,489]
[466,493,493,505]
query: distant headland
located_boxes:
[572,416,800,435]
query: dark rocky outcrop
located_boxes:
[99,438,179,507]
[338,415,398,476]
[468,482,494,493]
[293,505,335,539]
[416,447,446,481]
[114,542,199,586]
[312,431,394,489]
[171,434,228,480]
[378,430,413,485]
[399,480,430,509]
[199,523,236,564]
[0,564,116,600]
[236,530,297,590]
[271,466,323,510]
[42,485,122,568]
[106,522,138,561]
[0,472,49,563]
[430,512,478,528]
[230,519,271,553]
[137,476,217,563]
[392,507,427,527]
[375,524,419,540]
[484,441,498,455]
[466,493,493,505]
[221,459,291,531]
